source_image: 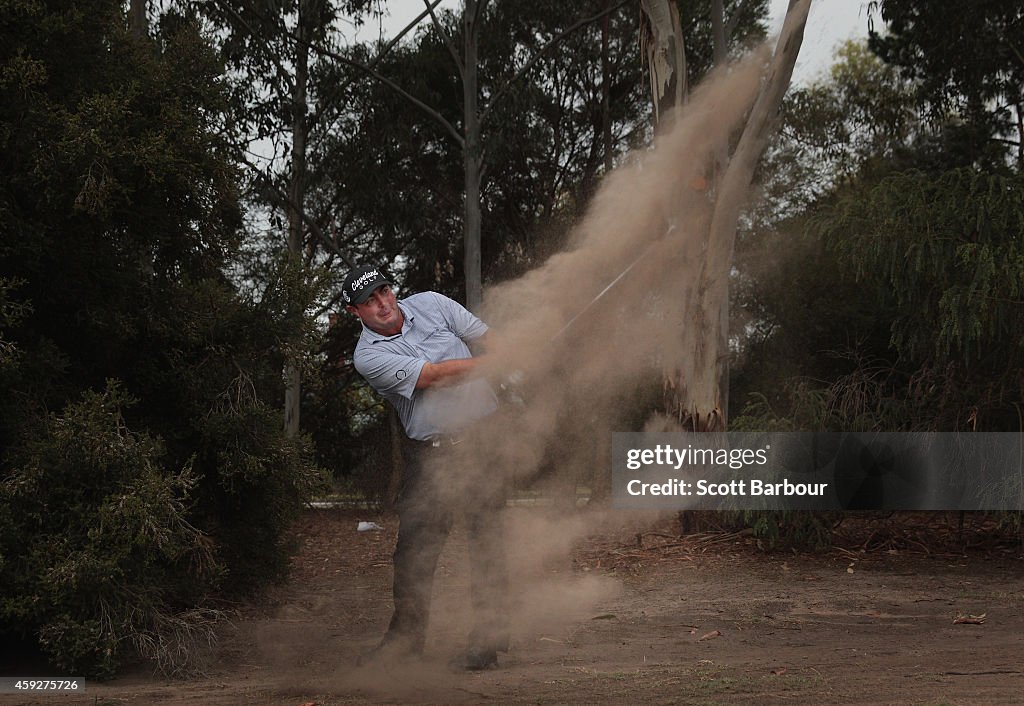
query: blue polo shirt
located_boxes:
[353,291,498,441]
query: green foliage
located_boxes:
[198,0,375,143]
[821,169,1024,363]
[868,0,1024,166]
[757,40,921,228]
[307,0,772,296]
[0,382,219,678]
[782,42,917,174]
[306,1,650,297]
[731,220,897,426]
[0,278,30,372]
[745,511,836,551]
[734,358,979,432]
[142,270,329,592]
[678,0,770,83]
[737,10,1024,436]
[0,0,326,675]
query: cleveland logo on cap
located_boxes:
[350,269,380,293]
[343,267,389,304]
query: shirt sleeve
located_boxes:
[431,291,489,341]
[353,345,426,401]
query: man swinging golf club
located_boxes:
[343,264,509,671]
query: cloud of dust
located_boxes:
[209,41,783,705]
[421,48,776,653]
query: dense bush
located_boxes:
[0,2,325,676]
[0,383,219,677]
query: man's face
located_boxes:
[347,284,403,336]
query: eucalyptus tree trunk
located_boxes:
[640,0,686,121]
[1016,102,1023,170]
[711,0,727,64]
[463,0,483,311]
[639,0,811,431]
[666,0,812,432]
[402,0,626,310]
[130,0,147,38]
[711,0,729,422]
[284,0,312,437]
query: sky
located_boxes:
[349,0,875,87]
[769,0,874,85]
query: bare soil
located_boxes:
[6,508,1024,706]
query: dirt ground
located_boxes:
[6,508,1024,706]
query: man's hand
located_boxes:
[469,331,521,380]
[498,369,528,408]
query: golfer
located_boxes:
[343,264,509,670]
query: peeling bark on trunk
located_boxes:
[640,0,687,122]
[711,0,729,423]
[665,0,811,432]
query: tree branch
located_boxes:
[724,0,755,40]
[206,0,296,94]
[312,0,446,133]
[373,0,443,63]
[473,0,490,26]
[242,156,356,268]
[704,0,812,288]
[424,0,464,79]
[212,0,459,148]
[1007,40,1024,69]
[480,0,632,127]
[712,0,726,64]
[302,36,465,149]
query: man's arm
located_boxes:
[415,329,501,389]
[417,292,498,388]
[467,329,489,356]
[415,356,484,389]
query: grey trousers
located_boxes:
[384,436,509,651]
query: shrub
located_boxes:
[0,382,222,678]
[193,368,327,591]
